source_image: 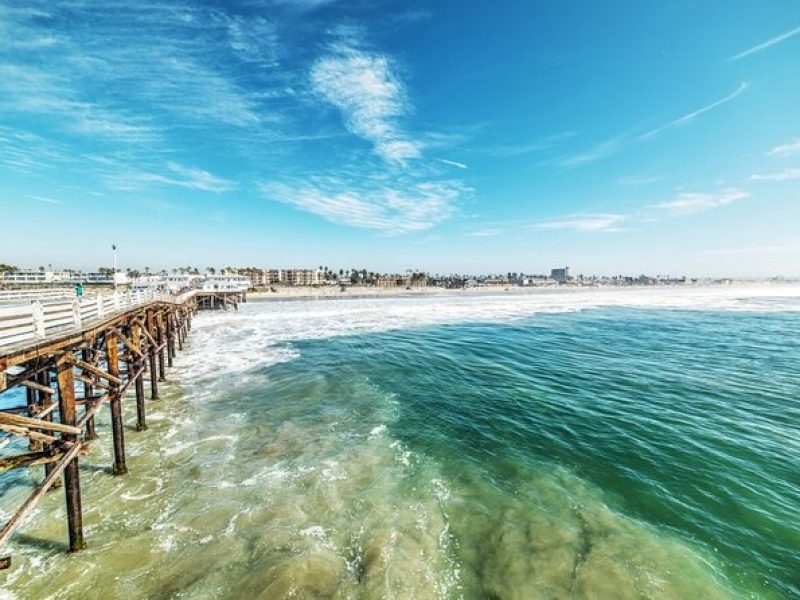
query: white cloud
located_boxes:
[729,25,800,61]
[705,241,800,255]
[110,161,236,193]
[617,172,665,186]
[311,43,421,164]
[556,138,621,168]
[227,16,279,66]
[491,131,577,157]
[29,194,62,205]
[467,228,505,237]
[439,158,468,169]
[767,138,800,158]
[656,188,749,216]
[260,178,464,232]
[639,83,749,140]
[536,213,627,232]
[749,167,800,182]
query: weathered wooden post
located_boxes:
[81,348,97,441]
[147,312,159,400]
[131,321,147,431]
[177,310,184,352]
[106,330,127,476]
[25,384,37,451]
[156,313,166,382]
[166,312,175,367]
[55,352,85,552]
[38,367,60,488]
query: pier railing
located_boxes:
[0,289,197,350]
[0,288,76,302]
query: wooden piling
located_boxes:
[37,368,60,488]
[55,353,85,552]
[25,384,36,451]
[146,313,159,399]
[81,349,98,441]
[106,330,127,476]
[131,321,147,431]
[156,313,166,382]
[166,313,175,368]
[177,311,184,351]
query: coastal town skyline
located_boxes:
[2,1,800,277]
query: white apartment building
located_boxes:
[201,274,250,292]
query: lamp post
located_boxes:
[112,244,118,291]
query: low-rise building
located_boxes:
[3,270,70,284]
[201,274,250,292]
[376,275,410,288]
[285,269,320,286]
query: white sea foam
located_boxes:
[175,284,800,381]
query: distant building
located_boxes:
[3,270,66,284]
[550,267,570,283]
[376,275,410,288]
[250,270,268,288]
[285,269,321,286]
[2,270,129,286]
[267,269,284,285]
[201,274,250,292]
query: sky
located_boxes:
[1,0,799,277]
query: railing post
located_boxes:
[112,291,121,311]
[72,299,82,329]
[31,300,45,339]
[96,294,104,318]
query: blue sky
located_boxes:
[1,0,799,276]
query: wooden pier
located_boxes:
[0,289,243,568]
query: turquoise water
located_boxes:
[2,291,799,598]
[261,308,800,598]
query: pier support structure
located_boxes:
[0,294,199,567]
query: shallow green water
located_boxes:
[1,293,799,598]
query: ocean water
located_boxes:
[1,286,799,599]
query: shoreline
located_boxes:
[244,281,797,303]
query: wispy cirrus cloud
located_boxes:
[109,161,237,193]
[617,172,665,186]
[705,240,800,255]
[749,167,800,182]
[260,178,466,233]
[0,2,280,151]
[536,185,751,235]
[536,213,627,232]
[310,41,421,164]
[638,82,749,140]
[767,138,800,158]
[467,227,505,237]
[655,188,749,216]
[439,158,468,169]
[491,131,577,157]
[28,194,62,205]
[555,138,622,168]
[729,25,800,61]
